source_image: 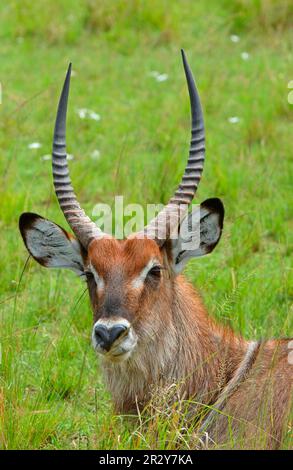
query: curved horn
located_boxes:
[144,49,205,245]
[52,64,103,248]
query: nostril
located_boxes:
[94,325,110,350]
[109,325,127,344]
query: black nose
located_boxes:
[94,324,127,352]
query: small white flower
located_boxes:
[241,52,250,61]
[89,111,101,121]
[149,71,168,82]
[156,73,168,82]
[41,154,51,161]
[28,142,42,149]
[91,149,101,160]
[230,34,240,43]
[228,116,240,124]
[76,108,87,119]
[67,154,74,160]
[76,108,101,121]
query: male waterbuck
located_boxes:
[19,51,292,449]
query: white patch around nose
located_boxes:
[131,258,158,289]
[92,317,137,362]
[94,317,131,330]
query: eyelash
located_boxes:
[81,270,95,282]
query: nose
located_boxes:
[94,324,128,352]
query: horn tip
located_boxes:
[181,49,187,62]
[62,63,72,94]
[66,62,72,76]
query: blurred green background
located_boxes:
[0,0,292,449]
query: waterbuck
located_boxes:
[19,51,292,449]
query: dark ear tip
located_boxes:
[201,198,225,228]
[19,212,43,231]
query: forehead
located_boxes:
[88,238,162,277]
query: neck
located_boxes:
[102,276,248,413]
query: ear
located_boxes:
[171,198,224,274]
[19,213,85,275]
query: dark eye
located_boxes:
[85,271,95,282]
[147,265,162,281]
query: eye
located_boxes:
[84,271,95,282]
[146,265,162,281]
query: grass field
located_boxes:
[0,0,292,449]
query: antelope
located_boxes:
[19,50,292,449]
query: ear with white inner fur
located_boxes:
[171,198,224,274]
[19,213,84,274]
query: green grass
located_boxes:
[0,0,292,449]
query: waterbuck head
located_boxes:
[19,50,224,363]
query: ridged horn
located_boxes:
[144,49,205,245]
[52,63,103,249]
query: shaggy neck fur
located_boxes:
[101,277,248,413]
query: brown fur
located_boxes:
[86,237,293,449]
